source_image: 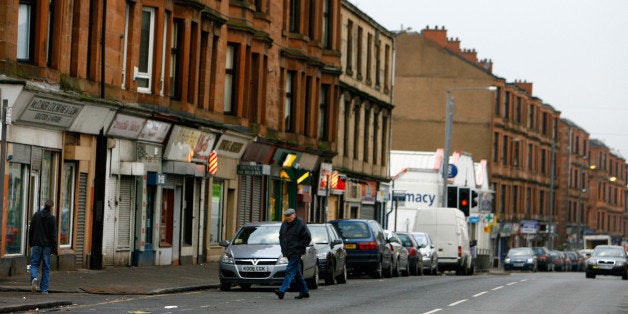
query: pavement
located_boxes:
[0,262,220,313]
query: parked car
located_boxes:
[412,232,439,275]
[218,222,319,291]
[329,219,393,278]
[308,223,348,285]
[565,251,585,271]
[384,230,410,277]
[585,245,628,280]
[579,249,593,259]
[532,247,553,271]
[550,251,568,272]
[503,247,537,272]
[396,231,424,276]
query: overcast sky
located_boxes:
[350,0,628,159]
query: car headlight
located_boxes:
[504,258,511,263]
[277,256,289,265]
[527,258,534,263]
[317,252,328,260]
[220,253,234,264]
[616,261,626,266]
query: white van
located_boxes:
[414,207,473,275]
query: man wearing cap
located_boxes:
[274,208,312,300]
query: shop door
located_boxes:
[115,176,134,263]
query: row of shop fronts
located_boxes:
[0,84,390,275]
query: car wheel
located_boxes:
[622,270,627,280]
[402,261,410,277]
[336,262,348,284]
[417,263,424,276]
[585,272,595,279]
[384,258,394,278]
[220,281,231,291]
[393,258,401,277]
[306,265,319,290]
[324,262,335,285]
[371,259,383,279]
[432,263,439,275]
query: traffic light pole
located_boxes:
[441,93,454,207]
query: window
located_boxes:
[318,84,329,140]
[540,148,547,174]
[137,7,156,93]
[346,20,353,73]
[499,185,505,214]
[322,0,332,48]
[381,115,388,167]
[513,140,520,167]
[354,107,360,159]
[525,187,532,216]
[384,44,390,91]
[528,105,535,129]
[60,163,75,247]
[494,88,501,115]
[503,91,510,119]
[17,1,35,62]
[284,71,296,131]
[344,100,351,156]
[515,97,522,123]
[122,4,131,88]
[492,132,499,163]
[366,33,373,82]
[527,144,533,170]
[375,39,381,87]
[501,135,508,165]
[5,163,27,255]
[224,44,238,114]
[46,0,56,66]
[308,0,316,39]
[542,112,548,135]
[289,0,300,33]
[170,19,183,99]
[363,108,370,162]
[357,27,363,79]
[373,111,379,164]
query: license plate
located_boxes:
[514,263,524,267]
[241,265,268,272]
[599,265,613,270]
[345,243,357,249]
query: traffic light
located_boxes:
[458,187,470,216]
[471,190,479,208]
[447,186,458,208]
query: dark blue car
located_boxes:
[329,219,393,278]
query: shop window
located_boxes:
[60,163,76,247]
[5,163,27,255]
[210,182,224,242]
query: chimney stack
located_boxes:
[421,25,448,48]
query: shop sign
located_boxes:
[163,125,201,162]
[138,119,171,142]
[20,96,82,128]
[191,132,217,163]
[237,164,269,176]
[107,114,145,138]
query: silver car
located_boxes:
[218,221,319,291]
[412,232,439,275]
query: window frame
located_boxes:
[137,7,156,94]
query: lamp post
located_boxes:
[576,156,587,249]
[442,86,497,207]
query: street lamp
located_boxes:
[441,86,497,207]
[576,155,587,249]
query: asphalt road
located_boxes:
[39,272,628,313]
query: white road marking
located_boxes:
[423,309,442,314]
[520,279,527,282]
[448,299,468,306]
[506,281,518,286]
[491,286,504,290]
[473,291,488,297]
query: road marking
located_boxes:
[448,299,468,306]
[473,291,488,297]
[491,285,504,290]
[520,279,527,282]
[423,309,442,314]
[506,281,518,286]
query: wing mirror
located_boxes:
[219,240,230,247]
[331,239,343,246]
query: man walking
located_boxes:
[29,200,57,294]
[274,208,311,300]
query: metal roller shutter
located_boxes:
[116,176,134,250]
[75,172,87,268]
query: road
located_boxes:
[45,272,627,313]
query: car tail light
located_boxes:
[458,246,462,258]
[408,247,417,257]
[359,241,377,250]
[539,256,547,261]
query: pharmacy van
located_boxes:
[414,207,473,275]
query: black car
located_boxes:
[585,245,628,280]
[329,219,393,278]
[396,231,424,276]
[308,223,348,285]
[531,247,552,271]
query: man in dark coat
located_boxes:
[29,199,57,294]
[274,208,311,300]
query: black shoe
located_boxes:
[294,293,310,299]
[274,289,284,299]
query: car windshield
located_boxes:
[412,234,428,247]
[397,233,414,247]
[232,225,280,245]
[531,247,546,255]
[593,247,626,258]
[508,249,531,257]
[309,226,329,244]
[333,221,371,239]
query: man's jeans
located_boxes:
[30,246,51,293]
[279,255,309,295]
